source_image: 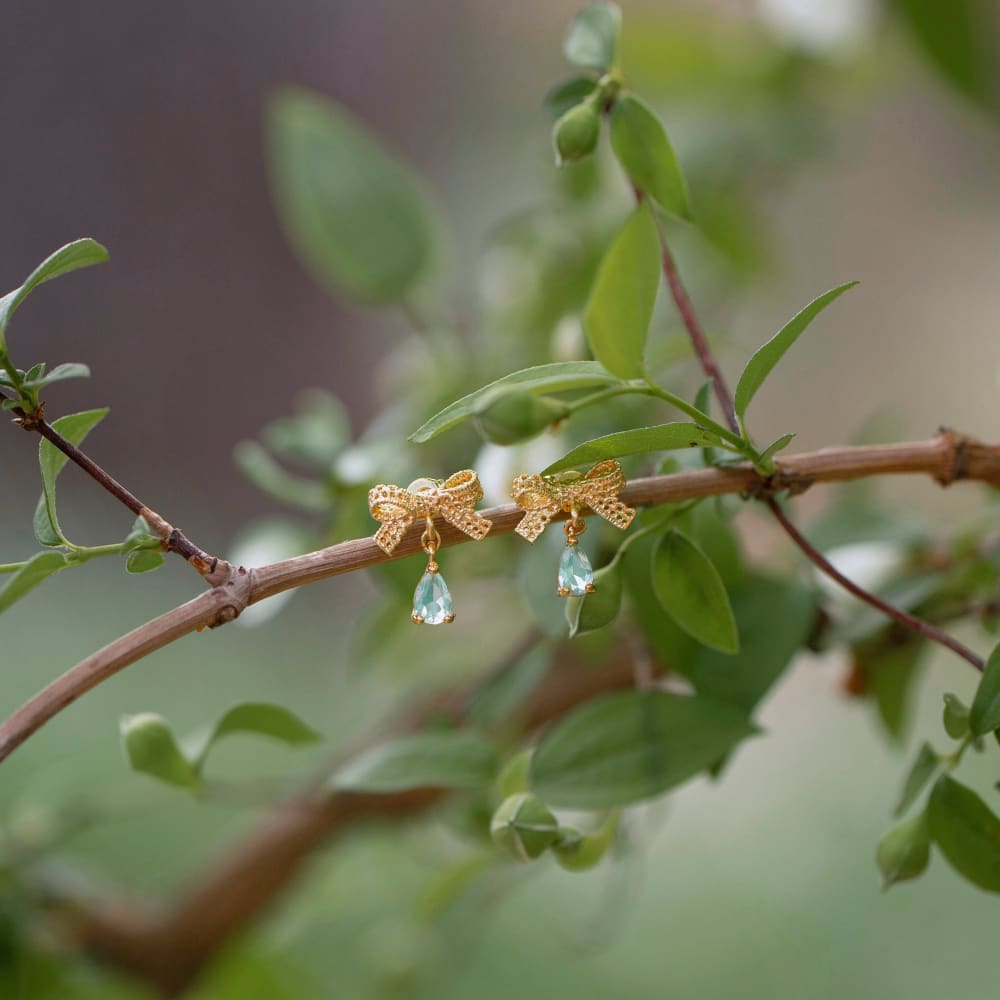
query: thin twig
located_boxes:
[0,431,996,766]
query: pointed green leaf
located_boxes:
[566,557,623,637]
[970,641,1000,736]
[544,76,599,120]
[928,775,1000,892]
[733,281,858,420]
[0,239,108,340]
[894,741,940,818]
[610,95,691,220]
[943,692,970,739]
[186,702,321,770]
[120,713,200,789]
[267,88,437,305]
[530,691,757,809]
[0,551,70,614]
[125,548,165,574]
[543,422,725,475]
[877,810,931,889]
[410,362,619,443]
[30,362,91,388]
[651,529,739,654]
[563,2,621,70]
[34,408,109,546]
[332,730,498,793]
[757,432,796,466]
[233,440,331,512]
[583,203,660,380]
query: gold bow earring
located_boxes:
[368,470,492,624]
[512,459,635,596]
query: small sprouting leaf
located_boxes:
[757,432,796,467]
[566,557,623,637]
[475,392,569,445]
[186,702,321,769]
[733,282,858,421]
[0,551,70,615]
[583,203,660,380]
[125,548,165,574]
[563,2,621,70]
[530,690,757,809]
[543,422,725,475]
[120,713,200,790]
[970,641,1000,736]
[410,362,619,443]
[490,793,561,862]
[332,730,498,793]
[0,239,108,341]
[651,529,739,654]
[894,742,940,818]
[21,362,91,390]
[267,87,438,305]
[610,95,691,220]
[928,775,1000,892]
[876,810,931,890]
[942,693,971,739]
[34,407,109,547]
[544,76,599,120]
[552,97,602,165]
[233,440,331,512]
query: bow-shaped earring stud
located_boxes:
[368,470,492,624]
[511,459,635,597]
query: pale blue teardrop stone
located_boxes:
[558,546,594,596]
[412,570,454,624]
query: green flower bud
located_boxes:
[490,792,560,862]
[876,810,931,890]
[553,811,619,872]
[475,392,568,445]
[552,97,602,165]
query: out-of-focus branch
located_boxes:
[1,430,997,766]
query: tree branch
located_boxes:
[1,431,996,766]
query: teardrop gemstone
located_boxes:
[557,545,594,596]
[412,570,454,624]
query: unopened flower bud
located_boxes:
[552,97,601,165]
[490,793,560,861]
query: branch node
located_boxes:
[743,466,814,501]
[208,564,254,627]
[934,426,970,486]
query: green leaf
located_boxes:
[0,239,108,342]
[409,362,619,443]
[733,282,858,421]
[757,432,796,467]
[475,392,569,445]
[651,529,739,654]
[563,2,621,70]
[125,548,165,574]
[332,730,498,793]
[877,810,931,890]
[553,811,619,871]
[868,641,926,741]
[943,693,971,740]
[543,422,725,475]
[894,742,940,818]
[892,0,999,112]
[582,203,660,380]
[610,95,691,220]
[928,775,1000,892]
[544,76,599,120]
[233,440,331,512]
[530,690,757,809]
[267,87,437,305]
[566,557,623,637]
[970,641,1000,736]
[0,551,70,615]
[467,646,552,726]
[186,702,321,769]
[34,408,109,547]
[28,362,91,389]
[120,713,200,790]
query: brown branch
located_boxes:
[1,431,997,767]
[3,393,223,580]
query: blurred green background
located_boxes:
[1,1,1000,997]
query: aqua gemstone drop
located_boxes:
[412,569,454,624]
[558,545,594,596]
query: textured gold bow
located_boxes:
[368,470,492,555]
[511,459,635,543]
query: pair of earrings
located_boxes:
[368,460,635,625]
